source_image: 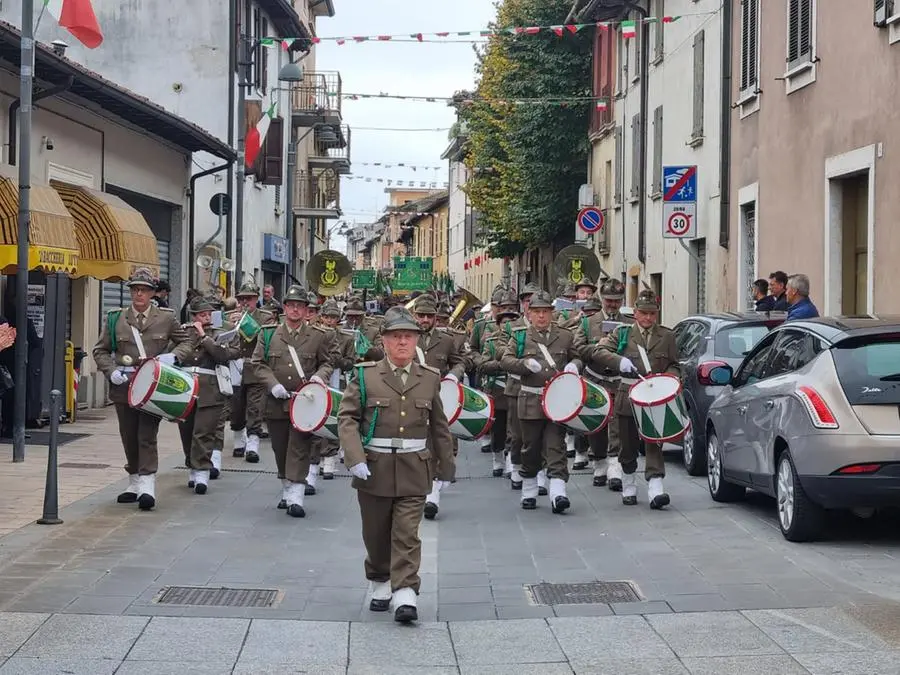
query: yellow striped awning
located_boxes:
[0,173,79,274]
[52,182,159,282]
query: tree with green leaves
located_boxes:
[458,0,593,258]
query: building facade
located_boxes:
[728,0,900,315]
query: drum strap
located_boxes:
[415,346,426,366]
[287,345,306,380]
[357,365,378,445]
[637,345,652,375]
[537,343,556,370]
[130,325,147,360]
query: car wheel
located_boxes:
[776,450,824,542]
[682,411,706,476]
[706,430,745,502]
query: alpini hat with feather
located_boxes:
[283,285,309,304]
[126,267,157,289]
[381,306,421,333]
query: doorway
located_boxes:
[836,173,869,315]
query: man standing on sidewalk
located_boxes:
[338,306,454,623]
[92,267,192,511]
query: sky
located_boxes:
[316,0,496,251]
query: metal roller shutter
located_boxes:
[100,240,170,317]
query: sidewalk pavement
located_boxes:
[0,407,183,538]
[1,606,899,673]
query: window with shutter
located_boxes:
[651,106,663,197]
[653,0,665,63]
[788,0,813,69]
[614,126,623,205]
[740,0,760,93]
[692,30,705,141]
[260,116,284,186]
[630,113,641,201]
[632,19,642,81]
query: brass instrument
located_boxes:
[553,245,603,293]
[306,250,352,297]
[448,288,483,329]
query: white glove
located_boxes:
[271,383,291,399]
[445,373,458,383]
[110,370,128,386]
[157,353,176,366]
[564,362,579,374]
[309,375,325,385]
[525,358,542,373]
[619,357,637,374]
[435,480,452,491]
[235,358,244,373]
[349,463,371,480]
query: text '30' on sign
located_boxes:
[662,165,698,239]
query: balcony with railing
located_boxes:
[308,124,351,175]
[292,71,342,128]
[293,169,341,219]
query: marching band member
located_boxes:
[590,289,680,509]
[477,292,520,477]
[500,290,582,513]
[229,282,275,462]
[469,287,505,384]
[337,306,454,623]
[558,276,598,461]
[574,278,632,489]
[177,296,241,494]
[343,296,382,362]
[92,267,192,511]
[249,285,339,517]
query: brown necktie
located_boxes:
[136,313,145,330]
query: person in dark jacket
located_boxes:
[768,271,789,311]
[785,274,820,321]
[0,295,41,437]
[752,279,776,311]
[153,280,171,308]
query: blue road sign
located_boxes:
[577,207,604,234]
[663,166,698,203]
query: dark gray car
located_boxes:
[672,313,785,475]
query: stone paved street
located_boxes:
[0,433,899,672]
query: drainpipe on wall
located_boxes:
[719,0,734,250]
[226,0,237,288]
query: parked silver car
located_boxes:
[705,317,900,542]
[673,313,784,475]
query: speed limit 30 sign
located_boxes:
[664,206,695,238]
[662,165,698,239]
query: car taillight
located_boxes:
[796,386,839,429]
[697,360,728,386]
[834,463,882,475]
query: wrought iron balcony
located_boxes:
[308,124,351,175]
[292,71,342,128]
[293,169,341,219]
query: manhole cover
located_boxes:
[155,586,279,608]
[526,582,641,605]
[59,462,110,469]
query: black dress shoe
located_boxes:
[305,484,316,496]
[492,468,504,477]
[394,605,418,623]
[187,478,195,488]
[650,493,670,510]
[593,475,607,487]
[277,499,287,509]
[566,450,576,459]
[481,445,492,453]
[424,502,438,520]
[260,430,269,439]
[116,491,138,504]
[510,480,522,491]
[232,447,245,458]
[369,598,390,612]
[521,497,537,510]
[195,483,207,495]
[286,504,305,518]
[323,472,334,480]
[551,496,571,514]
[538,486,548,497]
[245,451,260,464]
[210,467,220,480]
[608,478,623,492]
[572,461,588,471]
[138,494,155,511]
[622,495,637,506]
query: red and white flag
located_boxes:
[43,0,103,49]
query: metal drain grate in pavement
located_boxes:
[526,581,641,605]
[59,462,110,469]
[155,586,280,608]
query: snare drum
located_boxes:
[128,359,199,422]
[541,372,612,435]
[440,378,494,440]
[290,381,341,440]
[628,374,690,443]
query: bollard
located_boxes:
[37,390,64,525]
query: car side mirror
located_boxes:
[708,365,733,385]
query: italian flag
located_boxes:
[245,102,277,169]
[43,0,103,49]
[621,20,637,39]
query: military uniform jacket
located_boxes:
[92,304,192,405]
[478,331,509,411]
[179,325,241,407]
[337,359,455,497]
[500,325,581,420]
[415,329,466,379]
[332,328,358,375]
[226,307,275,385]
[469,316,496,355]
[591,323,680,417]
[492,317,526,397]
[554,308,580,329]
[573,310,633,391]
[249,322,339,420]
[349,319,384,361]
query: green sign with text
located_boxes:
[392,257,433,291]
[351,269,377,289]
